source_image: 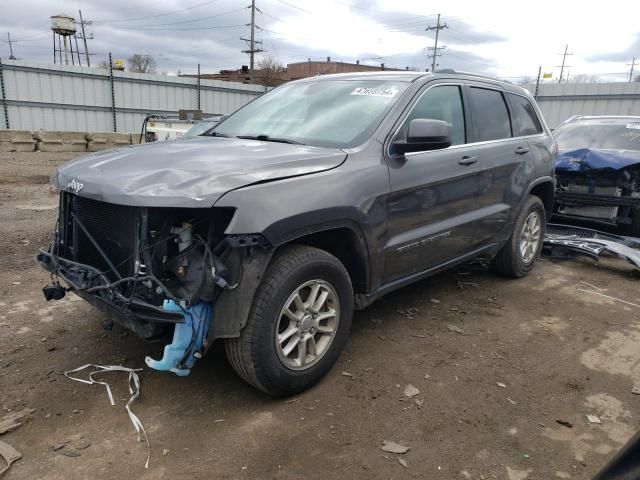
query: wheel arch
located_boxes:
[528,177,555,220]
[210,217,372,343]
[280,226,370,295]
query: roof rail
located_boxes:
[435,69,513,84]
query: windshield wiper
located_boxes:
[236,134,305,145]
[208,131,231,138]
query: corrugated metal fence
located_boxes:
[0,59,265,133]
[1,59,638,133]
[523,82,640,129]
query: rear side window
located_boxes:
[507,93,543,136]
[468,87,512,142]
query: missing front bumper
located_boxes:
[38,248,184,339]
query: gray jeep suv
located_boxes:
[39,71,556,395]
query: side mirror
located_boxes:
[392,118,452,154]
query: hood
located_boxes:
[555,148,640,173]
[53,137,347,207]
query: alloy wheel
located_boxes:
[275,279,340,371]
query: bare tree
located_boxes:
[127,54,157,74]
[634,74,640,82]
[97,58,110,70]
[255,55,285,87]
[517,76,534,85]
[566,74,600,83]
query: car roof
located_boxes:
[293,71,428,82]
[566,115,640,124]
[292,70,522,90]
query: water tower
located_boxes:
[51,13,81,65]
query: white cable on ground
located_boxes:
[64,364,150,469]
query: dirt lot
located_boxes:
[0,151,639,480]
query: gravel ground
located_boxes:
[0,151,638,480]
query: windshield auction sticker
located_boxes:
[350,87,398,97]
[626,123,640,129]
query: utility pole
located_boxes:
[77,10,93,67]
[627,57,638,82]
[534,65,542,99]
[241,0,263,72]
[6,33,16,60]
[557,44,573,84]
[425,14,447,72]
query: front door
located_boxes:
[382,83,481,284]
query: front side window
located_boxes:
[507,93,543,136]
[212,80,409,149]
[468,87,512,142]
[398,85,466,146]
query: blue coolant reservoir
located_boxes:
[145,300,212,376]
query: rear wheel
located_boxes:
[225,245,353,396]
[493,195,546,278]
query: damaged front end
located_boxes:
[38,191,271,375]
[553,148,640,232]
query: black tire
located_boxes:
[493,195,546,278]
[225,245,353,396]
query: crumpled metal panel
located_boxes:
[556,148,640,172]
[544,224,640,270]
[52,136,347,208]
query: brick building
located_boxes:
[286,58,405,80]
[189,58,409,87]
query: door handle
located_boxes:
[515,146,530,155]
[459,156,478,166]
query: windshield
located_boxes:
[183,119,220,139]
[211,80,409,148]
[555,121,640,151]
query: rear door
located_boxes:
[382,83,481,283]
[466,85,537,244]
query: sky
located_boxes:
[2,0,640,82]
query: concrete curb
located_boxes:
[0,130,36,153]
[0,129,142,153]
[33,131,88,152]
[86,132,132,152]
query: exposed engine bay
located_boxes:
[553,148,640,233]
[37,192,270,375]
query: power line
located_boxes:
[104,23,246,31]
[258,9,286,22]
[332,0,438,18]
[556,44,573,84]
[268,0,439,22]
[0,33,49,42]
[440,15,507,43]
[93,0,224,23]
[271,0,313,14]
[446,26,501,45]
[425,13,447,72]
[105,7,248,28]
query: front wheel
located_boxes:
[225,245,353,396]
[492,195,546,278]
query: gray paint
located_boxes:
[49,71,556,324]
[53,137,347,208]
